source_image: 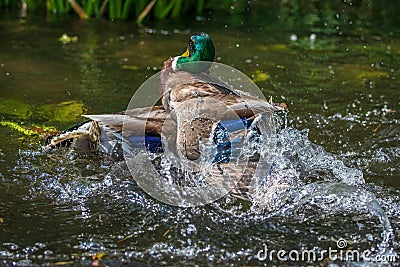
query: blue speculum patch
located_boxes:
[127,117,254,163]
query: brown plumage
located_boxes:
[159,66,281,163]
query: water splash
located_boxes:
[249,125,365,211]
[4,115,398,265]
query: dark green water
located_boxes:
[0,2,399,266]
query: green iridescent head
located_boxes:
[173,32,215,73]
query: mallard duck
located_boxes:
[46,32,286,205]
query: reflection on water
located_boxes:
[0,3,399,265]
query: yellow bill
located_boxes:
[181,48,190,57]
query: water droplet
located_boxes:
[186,224,197,235]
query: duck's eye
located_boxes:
[189,39,194,51]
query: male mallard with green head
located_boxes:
[160,33,282,163]
[46,32,286,205]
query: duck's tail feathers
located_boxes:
[45,120,99,151]
[45,131,89,149]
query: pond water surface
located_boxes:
[0,2,399,266]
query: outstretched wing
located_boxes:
[163,71,283,162]
[45,106,168,153]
